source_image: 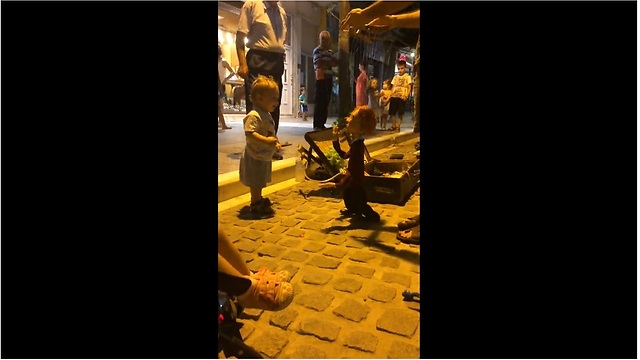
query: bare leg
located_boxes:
[396,115,403,131]
[218,254,250,278]
[218,98,231,130]
[218,227,251,276]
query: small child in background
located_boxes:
[379,79,393,131]
[298,88,308,121]
[329,106,381,223]
[239,75,282,217]
[367,78,381,130]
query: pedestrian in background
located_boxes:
[342,1,420,133]
[239,76,282,217]
[367,77,381,128]
[379,79,392,131]
[218,44,232,130]
[298,87,308,121]
[236,0,287,160]
[355,61,368,107]
[389,59,412,131]
[312,31,338,131]
[218,43,236,106]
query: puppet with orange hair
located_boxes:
[330,106,380,222]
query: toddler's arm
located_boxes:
[247,131,278,145]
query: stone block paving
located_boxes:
[219,138,421,359]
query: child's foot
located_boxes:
[254,197,271,206]
[250,201,275,215]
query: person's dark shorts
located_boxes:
[389,97,406,116]
[300,104,308,112]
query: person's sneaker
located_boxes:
[272,152,284,160]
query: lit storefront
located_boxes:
[218,3,247,113]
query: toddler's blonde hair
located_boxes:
[249,75,279,103]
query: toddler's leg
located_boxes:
[250,187,263,205]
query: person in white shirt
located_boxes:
[235,0,287,160]
[218,46,235,105]
[218,44,232,130]
[389,59,412,132]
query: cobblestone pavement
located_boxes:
[219,138,421,359]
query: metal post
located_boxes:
[337,0,351,123]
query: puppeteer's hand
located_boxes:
[365,15,397,33]
[341,8,369,32]
[275,141,282,151]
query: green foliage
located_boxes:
[325,147,345,172]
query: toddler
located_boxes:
[367,78,381,129]
[330,106,380,223]
[239,75,282,217]
[298,88,308,121]
[379,79,393,131]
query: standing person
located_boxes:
[355,62,368,107]
[342,1,420,133]
[236,0,287,160]
[298,88,308,121]
[389,59,412,131]
[327,106,380,223]
[218,44,232,130]
[379,79,392,130]
[367,77,381,128]
[312,31,338,131]
[218,43,236,104]
[239,75,282,217]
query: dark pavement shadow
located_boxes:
[301,187,342,200]
[322,225,420,266]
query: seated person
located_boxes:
[397,214,420,245]
[218,227,293,311]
